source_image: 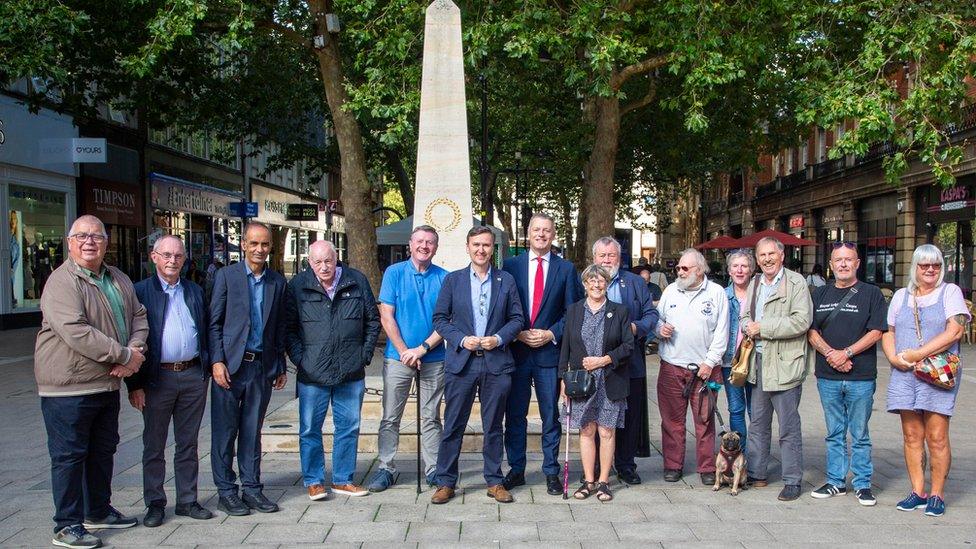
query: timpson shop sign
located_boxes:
[82,178,144,226]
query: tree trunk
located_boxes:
[583,96,620,253]
[383,146,414,216]
[312,7,382,293]
[559,193,575,262]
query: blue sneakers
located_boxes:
[896,491,928,511]
[367,469,395,493]
[924,495,946,517]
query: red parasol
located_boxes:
[731,229,817,248]
[696,235,741,250]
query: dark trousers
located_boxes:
[613,377,651,473]
[435,358,512,488]
[142,365,209,507]
[504,362,561,476]
[657,361,723,473]
[210,358,272,497]
[41,391,120,531]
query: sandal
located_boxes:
[573,481,596,500]
[596,482,613,502]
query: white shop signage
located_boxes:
[71,138,107,163]
[251,183,327,231]
[0,95,77,176]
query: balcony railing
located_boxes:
[729,190,745,206]
[946,103,976,134]
[782,170,808,190]
[856,140,897,164]
[812,157,845,179]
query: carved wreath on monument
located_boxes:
[423,197,463,232]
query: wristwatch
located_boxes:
[421,341,431,352]
[844,347,854,359]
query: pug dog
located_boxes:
[713,431,747,496]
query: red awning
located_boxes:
[731,229,817,248]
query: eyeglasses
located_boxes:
[69,233,107,243]
[917,263,942,271]
[154,252,185,261]
[831,241,856,250]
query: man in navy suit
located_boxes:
[209,222,288,516]
[593,236,658,484]
[501,213,582,495]
[430,225,524,504]
[128,235,213,527]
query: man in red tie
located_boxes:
[501,213,583,495]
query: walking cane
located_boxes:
[562,397,571,499]
[415,366,422,494]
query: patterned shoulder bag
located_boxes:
[911,291,959,390]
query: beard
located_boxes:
[604,264,619,279]
[676,275,702,291]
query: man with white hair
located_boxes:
[129,235,213,527]
[741,236,813,502]
[656,248,729,485]
[35,215,147,548]
[592,237,658,484]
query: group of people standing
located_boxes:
[33,212,969,549]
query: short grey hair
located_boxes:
[410,225,439,242]
[756,236,784,252]
[529,212,555,227]
[69,214,107,238]
[726,249,755,274]
[580,264,612,285]
[152,234,185,253]
[591,237,622,257]
[679,248,710,274]
[908,244,945,293]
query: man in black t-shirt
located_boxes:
[807,242,887,506]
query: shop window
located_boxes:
[9,185,66,309]
[858,217,896,285]
[934,220,974,294]
[331,231,347,262]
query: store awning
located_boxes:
[376,215,507,246]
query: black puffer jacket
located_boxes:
[284,265,380,386]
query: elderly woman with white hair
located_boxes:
[882,244,970,517]
[722,250,756,443]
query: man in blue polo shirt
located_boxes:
[367,225,448,492]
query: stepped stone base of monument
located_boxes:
[262,376,549,453]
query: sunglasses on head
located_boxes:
[831,241,856,250]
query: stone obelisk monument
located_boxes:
[413,0,475,271]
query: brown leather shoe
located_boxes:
[307,484,329,501]
[486,484,514,503]
[747,477,768,488]
[430,486,455,504]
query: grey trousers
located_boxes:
[377,358,445,476]
[745,353,804,486]
[142,365,209,507]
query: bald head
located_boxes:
[70,215,106,237]
[308,240,339,287]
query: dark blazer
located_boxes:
[128,275,209,391]
[503,252,582,368]
[284,266,380,386]
[433,266,524,375]
[208,261,287,378]
[616,269,659,378]
[559,299,634,401]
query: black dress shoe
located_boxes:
[546,474,562,496]
[502,471,525,491]
[143,506,165,528]
[175,502,213,520]
[217,494,251,516]
[778,484,801,501]
[242,492,280,513]
[700,473,716,486]
[618,469,642,485]
[663,469,683,482]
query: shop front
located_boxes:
[251,183,329,278]
[150,172,243,277]
[0,95,78,328]
[79,162,146,281]
[818,204,846,277]
[858,194,898,287]
[918,177,975,295]
[785,213,806,271]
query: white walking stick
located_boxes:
[562,397,571,499]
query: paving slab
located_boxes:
[243,523,331,544]
[404,521,460,542]
[160,523,257,546]
[326,521,409,542]
[458,521,539,542]
[536,521,617,542]
[612,522,697,543]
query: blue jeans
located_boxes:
[721,367,752,445]
[299,379,365,486]
[816,378,875,489]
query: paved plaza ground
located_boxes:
[2,327,976,547]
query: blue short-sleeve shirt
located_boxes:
[378,259,448,363]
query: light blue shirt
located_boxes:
[158,275,199,363]
[607,273,623,304]
[754,267,784,353]
[246,269,265,352]
[379,260,448,363]
[470,266,492,337]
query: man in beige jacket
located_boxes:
[35,215,148,549]
[740,236,813,502]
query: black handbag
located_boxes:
[562,368,595,399]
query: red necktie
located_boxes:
[530,256,544,327]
